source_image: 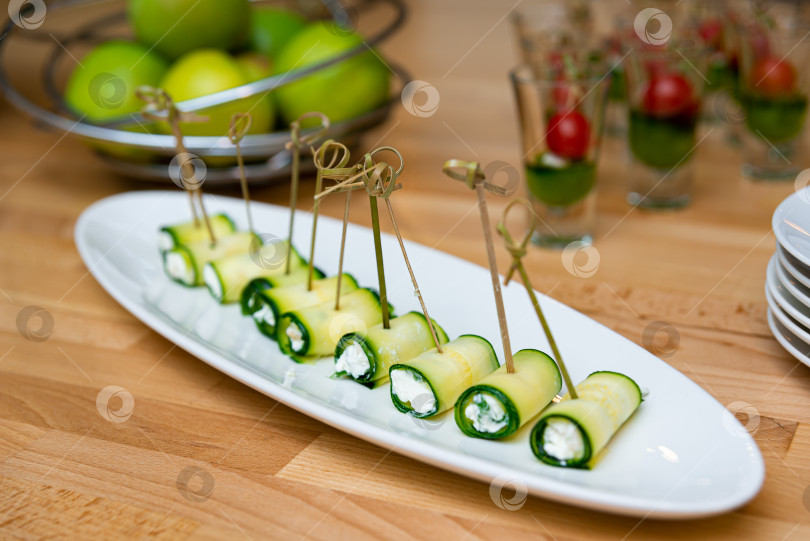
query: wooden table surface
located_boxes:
[2,1,810,539]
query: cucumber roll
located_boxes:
[276,288,391,362]
[454,349,561,439]
[240,267,324,315]
[158,214,235,252]
[389,335,499,418]
[530,371,642,469]
[334,312,449,384]
[252,274,360,339]
[203,245,306,304]
[162,232,258,287]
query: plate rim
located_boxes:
[74,190,766,520]
[772,189,810,268]
[766,285,810,348]
[776,244,810,290]
[767,308,810,366]
[767,256,810,330]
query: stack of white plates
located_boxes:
[768,189,810,366]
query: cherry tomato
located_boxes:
[552,83,571,110]
[749,57,797,97]
[749,29,771,61]
[641,73,696,116]
[698,18,723,49]
[546,110,590,160]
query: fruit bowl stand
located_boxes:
[0,0,409,184]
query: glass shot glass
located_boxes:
[510,64,611,248]
[624,44,708,209]
[737,21,810,180]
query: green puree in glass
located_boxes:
[629,109,698,169]
[742,93,808,142]
[525,157,596,207]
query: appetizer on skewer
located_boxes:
[530,371,642,469]
[389,335,498,418]
[240,267,323,315]
[162,231,258,287]
[276,287,392,362]
[202,244,307,304]
[251,273,360,339]
[158,213,236,252]
[454,349,561,439]
[334,311,449,384]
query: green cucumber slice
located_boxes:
[240,266,324,315]
[251,273,360,339]
[203,244,306,304]
[276,288,391,362]
[158,214,235,252]
[334,311,449,383]
[389,335,499,418]
[530,371,642,468]
[162,232,257,287]
[454,349,561,439]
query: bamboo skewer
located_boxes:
[228,113,254,233]
[285,112,330,274]
[137,86,215,244]
[361,148,404,330]
[384,198,443,352]
[308,139,351,291]
[497,198,578,398]
[442,159,514,373]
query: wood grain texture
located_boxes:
[2,0,810,538]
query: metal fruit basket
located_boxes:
[0,0,408,183]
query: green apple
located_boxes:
[160,49,274,137]
[274,22,391,124]
[127,0,250,59]
[236,52,272,82]
[248,7,307,60]
[64,40,169,122]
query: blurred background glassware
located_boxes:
[511,0,593,72]
[686,0,739,126]
[510,62,610,248]
[624,40,708,209]
[601,14,633,137]
[736,8,810,180]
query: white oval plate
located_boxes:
[74,191,764,519]
[772,188,810,268]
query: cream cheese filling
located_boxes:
[286,323,305,353]
[253,303,275,327]
[464,392,508,433]
[542,417,585,462]
[158,231,176,251]
[335,343,370,379]
[390,369,435,414]
[202,264,223,300]
[165,251,194,284]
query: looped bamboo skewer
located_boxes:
[442,158,514,373]
[316,164,367,310]
[307,139,352,291]
[137,86,215,243]
[285,112,330,274]
[228,113,254,234]
[325,146,442,350]
[360,148,405,329]
[497,198,578,398]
